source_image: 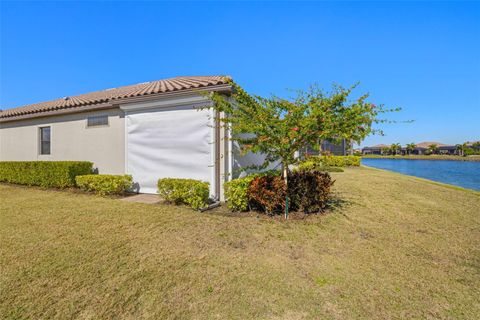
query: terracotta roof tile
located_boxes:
[415,141,447,148]
[0,75,230,120]
[364,144,389,149]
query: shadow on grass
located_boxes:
[327,196,351,211]
[204,194,353,222]
[326,194,353,219]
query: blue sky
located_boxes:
[1,1,479,147]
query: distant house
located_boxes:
[412,141,458,155]
[362,141,460,155]
[304,139,348,156]
[361,144,388,155]
[438,145,458,155]
[320,139,348,155]
[411,141,443,155]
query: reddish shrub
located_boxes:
[245,170,334,215]
[247,175,287,214]
[288,170,334,213]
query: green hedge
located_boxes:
[321,155,360,167]
[76,174,133,195]
[157,178,209,210]
[297,161,344,172]
[0,161,93,188]
[300,155,360,168]
[224,175,257,211]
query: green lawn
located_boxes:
[1,167,479,319]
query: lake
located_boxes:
[361,158,480,191]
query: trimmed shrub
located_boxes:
[344,155,361,166]
[224,175,257,211]
[227,170,334,215]
[75,174,133,195]
[247,175,287,214]
[320,155,360,167]
[0,161,93,188]
[157,178,209,210]
[288,170,334,213]
[297,161,344,172]
[300,155,360,168]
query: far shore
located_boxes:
[362,154,480,162]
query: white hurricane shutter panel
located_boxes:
[126,105,213,194]
[231,135,281,178]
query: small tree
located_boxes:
[428,144,439,155]
[471,142,480,155]
[381,147,390,155]
[406,143,416,155]
[390,143,402,155]
[209,80,397,218]
[456,144,464,156]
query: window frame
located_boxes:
[39,126,51,155]
[86,114,109,128]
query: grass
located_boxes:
[363,154,480,161]
[1,167,479,319]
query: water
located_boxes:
[361,158,480,191]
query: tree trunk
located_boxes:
[283,163,289,220]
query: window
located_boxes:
[39,127,51,155]
[87,115,108,127]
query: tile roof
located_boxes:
[0,75,230,121]
[364,144,389,149]
[415,141,447,148]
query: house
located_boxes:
[320,139,349,155]
[413,141,447,155]
[361,144,388,155]
[437,145,458,155]
[304,139,349,156]
[0,76,264,200]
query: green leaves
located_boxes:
[75,174,133,196]
[210,79,397,174]
[298,156,361,170]
[0,161,93,188]
[157,178,209,210]
[224,175,256,211]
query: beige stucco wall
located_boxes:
[0,108,125,174]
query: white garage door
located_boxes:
[126,105,214,194]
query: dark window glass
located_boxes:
[87,115,108,127]
[40,127,50,155]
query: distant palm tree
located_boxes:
[406,143,416,155]
[456,142,471,157]
[381,147,390,155]
[390,143,401,155]
[456,144,464,156]
[427,144,439,155]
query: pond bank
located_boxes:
[362,154,480,161]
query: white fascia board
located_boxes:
[119,94,212,112]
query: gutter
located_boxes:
[0,84,233,124]
[0,103,115,123]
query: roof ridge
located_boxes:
[0,75,230,120]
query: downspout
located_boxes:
[202,111,222,212]
[215,110,221,200]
